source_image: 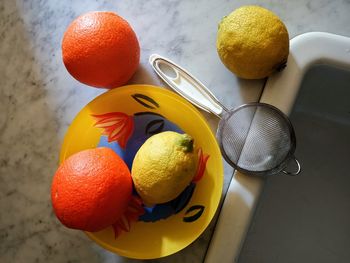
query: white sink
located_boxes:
[205,32,350,263]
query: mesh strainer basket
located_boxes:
[150,54,301,176]
[217,103,300,175]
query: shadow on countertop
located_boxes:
[0,2,227,263]
[0,1,103,262]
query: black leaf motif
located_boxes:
[183,205,205,222]
[132,94,159,109]
[145,119,165,135]
[173,184,196,214]
[134,111,164,118]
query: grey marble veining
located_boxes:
[0,0,349,262]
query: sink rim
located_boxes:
[205,32,350,263]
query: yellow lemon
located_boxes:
[216,5,289,79]
[131,131,198,205]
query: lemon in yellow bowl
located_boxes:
[59,84,223,259]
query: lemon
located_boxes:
[216,5,289,79]
[131,131,198,205]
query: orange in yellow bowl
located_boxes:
[60,85,223,259]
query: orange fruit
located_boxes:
[51,147,132,232]
[62,11,140,89]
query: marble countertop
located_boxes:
[1,0,349,262]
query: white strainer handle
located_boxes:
[149,54,227,118]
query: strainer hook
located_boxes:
[282,157,301,176]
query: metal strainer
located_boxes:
[150,54,301,176]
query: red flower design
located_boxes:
[112,196,144,238]
[92,112,134,149]
[192,148,210,183]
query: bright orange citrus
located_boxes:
[51,147,132,232]
[62,11,140,89]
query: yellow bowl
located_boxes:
[59,84,223,259]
